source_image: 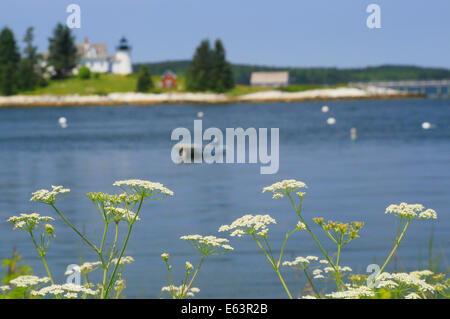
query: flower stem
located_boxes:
[29,231,54,285]
[378,218,411,276]
[103,196,144,298]
[183,254,205,297]
[51,204,99,253]
[286,193,342,290]
[252,233,292,299]
[303,268,320,298]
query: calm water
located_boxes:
[0,98,449,298]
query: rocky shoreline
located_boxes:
[0,86,417,108]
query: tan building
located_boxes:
[250,71,289,87]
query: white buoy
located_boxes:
[58,117,67,128]
[326,117,336,125]
[197,111,204,118]
[422,122,431,130]
[321,105,329,113]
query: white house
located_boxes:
[75,37,132,75]
[250,71,289,87]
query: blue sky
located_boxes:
[1,0,449,68]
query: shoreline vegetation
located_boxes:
[0,85,418,108]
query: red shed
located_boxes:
[162,70,177,89]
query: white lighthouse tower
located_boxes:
[112,37,132,75]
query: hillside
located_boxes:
[134,61,450,85]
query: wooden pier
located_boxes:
[349,79,450,98]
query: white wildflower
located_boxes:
[30,185,70,205]
[219,214,276,237]
[161,253,169,261]
[7,213,54,231]
[376,272,434,292]
[405,292,421,299]
[263,179,307,197]
[385,202,437,220]
[326,285,375,299]
[283,256,318,269]
[105,206,140,223]
[111,256,134,266]
[161,285,199,298]
[113,179,173,198]
[180,235,233,254]
[9,275,50,288]
[0,285,10,292]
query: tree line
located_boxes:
[0,23,78,95]
[137,61,450,86]
[136,39,235,93]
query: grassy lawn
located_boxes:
[21,73,346,96]
[24,74,186,96]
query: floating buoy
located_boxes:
[422,122,431,130]
[321,105,329,113]
[326,117,336,125]
[58,117,67,128]
[350,127,357,142]
[197,111,204,118]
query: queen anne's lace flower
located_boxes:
[185,261,193,271]
[7,213,54,231]
[283,256,318,269]
[161,253,169,261]
[0,285,10,292]
[113,179,173,198]
[9,275,50,288]
[31,283,98,298]
[301,295,317,299]
[326,285,375,299]
[180,235,233,255]
[111,256,134,266]
[105,207,140,223]
[161,285,200,298]
[219,214,276,237]
[376,272,435,292]
[385,202,437,220]
[30,185,70,205]
[65,261,102,275]
[405,292,421,299]
[262,179,307,199]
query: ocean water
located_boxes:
[0,98,449,298]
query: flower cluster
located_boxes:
[282,256,318,269]
[111,256,135,266]
[113,179,174,198]
[65,261,102,275]
[31,283,98,298]
[375,272,435,292]
[161,285,200,298]
[218,214,276,237]
[9,275,50,288]
[7,213,54,232]
[262,179,307,199]
[30,185,70,205]
[180,235,233,255]
[326,285,375,299]
[385,202,437,219]
[313,218,364,244]
[105,207,140,224]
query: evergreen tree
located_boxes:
[18,27,42,91]
[136,65,154,92]
[48,23,77,79]
[0,27,20,95]
[210,39,234,92]
[186,40,213,91]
